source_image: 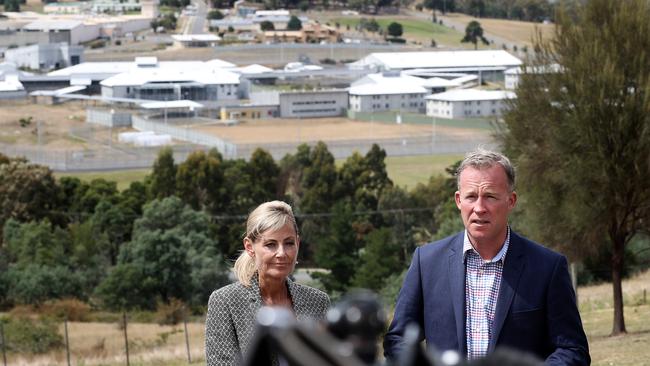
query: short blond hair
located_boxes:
[233,201,299,286]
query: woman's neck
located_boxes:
[258,275,291,307]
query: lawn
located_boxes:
[57,154,461,192]
[56,169,151,191]
[325,16,470,47]
[385,153,462,189]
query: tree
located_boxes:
[207,9,224,19]
[175,150,223,211]
[4,0,19,12]
[352,227,402,291]
[387,22,403,38]
[149,147,177,200]
[461,20,489,49]
[260,20,275,31]
[0,159,63,239]
[287,15,302,31]
[500,0,650,335]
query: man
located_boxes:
[384,149,590,365]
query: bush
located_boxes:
[41,298,91,321]
[319,58,336,65]
[88,39,105,49]
[0,316,63,354]
[155,298,187,325]
[387,37,406,43]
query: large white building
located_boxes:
[349,50,522,83]
[279,89,348,118]
[348,72,428,113]
[4,43,83,71]
[99,57,241,106]
[425,89,516,119]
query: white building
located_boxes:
[4,43,83,71]
[348,72,427,113]
[100,57,241,106]
[349,50,522,83]
[425,89,516,119]
[0,74,27,99]
[22,20,98,45]
[279,89,348,118]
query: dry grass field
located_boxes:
[0,100,88,149]
[2,271,647,365]
[441,13,555,47]
[191,117,482,144]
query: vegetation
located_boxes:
[207,9,224,20]
[387,22,403,38]
[502,0,650,335]
[461,20,489,49]
[287,15,302,31]
[260,20,275,31]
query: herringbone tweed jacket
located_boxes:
[205,275,330,366]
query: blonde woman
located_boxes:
[205,201,330,366]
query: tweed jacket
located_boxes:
[205,275,331,366]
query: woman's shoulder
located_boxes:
[208,281,248,304]
[290,281,330,305]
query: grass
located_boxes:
[442,12,555,47]
[578,270,650,365]
[56,169,151,191]
[325,16,470,47]
[385,154,462,189]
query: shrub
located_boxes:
[319,58,336,65]
[155,298,187,325]
[41,298,91,321]
[88,39,106,49]
[1,316,63,354]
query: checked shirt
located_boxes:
[463,227,510,360]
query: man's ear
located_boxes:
[455,191,462,210]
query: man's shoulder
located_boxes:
[419,231,464,255]
[511,231,565,261]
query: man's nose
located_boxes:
[474,197,487,213]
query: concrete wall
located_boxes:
[350,93,425,113]
[0,30,69,48]
[426,98,509,119]
[86,108,132,127]
[279,90,348,118]
[4,43,83,70]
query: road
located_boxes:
[181,0,208,34]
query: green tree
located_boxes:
[352,227,402,291]
[97,197,227,309]
[260,20,275,31]
[287,15,302,31]
[501,0,650,335]
[461,20,489,49]
[207,9,224,19]
[0,159,63,239]
[149,147,177,200]
[175,150,223,211]
[4,0,20,12]
[387,22,403,38]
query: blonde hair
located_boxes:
[233,200,299,286]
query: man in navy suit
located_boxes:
[384,149,590,365]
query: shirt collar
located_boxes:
[462,226,510,263]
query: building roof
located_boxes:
[100,65,240,87]
[172,34,221,42]
[140,100,204,109]
[23,19,83,30]
[349,73,427,95]
[425,88,516,101]
[232,64,274,74]
[350,50,522,71]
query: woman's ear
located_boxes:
[244,237,254,257]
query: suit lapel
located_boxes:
[489,234,525,352]
[448,234,466,354]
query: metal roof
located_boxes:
[425,88,516,102]
[352,50,522,70]
[349,73,427,95]
[140,100,204,109]
[23,19,83,30]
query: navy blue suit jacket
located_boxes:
[384,231,590,365]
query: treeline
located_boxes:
[0,143,463,312]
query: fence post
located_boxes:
[1,321,7,366]
[644,289,647,305]
[183,307,192,364]
[64,315,71,366]
[123,312,130,366]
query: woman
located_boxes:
[205,200,330,366]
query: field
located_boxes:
[440,12,555,48]
[3,270,648,365]
[323,15,469,47]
